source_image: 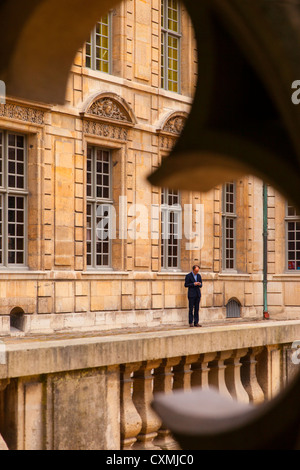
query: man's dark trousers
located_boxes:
[188,296,200,325]
[184,272,202,325]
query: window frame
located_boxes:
[85,12,112,74]
[160,188,182,271]
[0,130,28,269]
[285,202,300,272]
[86,145,113,270]
[161,0,182,94]
[222,182,237,272]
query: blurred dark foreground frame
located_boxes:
[1,0,300,450]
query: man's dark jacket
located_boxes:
[184,272,202,299]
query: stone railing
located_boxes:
[120,346,279,450]
[0,320,299,450]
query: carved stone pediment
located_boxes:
[162,115,187,135]
[157,112,188,149]
[84,96,133,126]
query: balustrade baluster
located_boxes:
[241,347,265,404]
[191,353,217,388]
[153,357,181,450]
[225,349,250,403]
[132,360,162,450]
[173,355,199,391]
[120,363,143,450]
[208,350,233,399]
[0,380,9,450]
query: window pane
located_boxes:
[287,207,300,269]
[161,0,180,92]
[167,0,179,33]
[7,194,26,265]
[0,195,2,264]
[87,147,112,268]
[8,133,25,189]
[287,203,300,217]
[0,132,2,187]
[86,15,110,73]
[223,182,236,270]
[161,187,180,270]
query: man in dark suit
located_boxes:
[184,265,203,327]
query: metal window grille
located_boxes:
[86,146,112,268]
[161,188,181,270]
[222,182,237,270]
[0,130,27,267]
[226,299,241,318]
[286,202,300,271]
[161,0,181,93]
[85,14,112,73]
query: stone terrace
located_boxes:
[0,319,300,450]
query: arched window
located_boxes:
[226,299,241,318]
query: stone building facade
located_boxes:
[0,0,299,336]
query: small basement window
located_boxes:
[226,299,241,318]
[10,307,25,332]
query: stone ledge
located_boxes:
[0,320,300,380]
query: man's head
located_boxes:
[192,265,200,274]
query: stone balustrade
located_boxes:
[119,348,265,449]
[0,320,299,450]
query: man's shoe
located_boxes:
[189,324,193,327]
[194,324,202,327]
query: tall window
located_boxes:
[85,14,111,73]
[222,182,236,270]
[0,130,27,267]
[161,0,181,93]
[161,188,181,270]
[86,146,112,269]
[286,203,300,271]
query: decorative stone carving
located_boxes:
[83,120,128,141]
[162,115,186,135]
[159,135,176,150]
[86,98,131,123]
[158,113,187,148]
[0,103,44,124]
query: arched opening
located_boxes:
[9,307,25,332]
[226,298,241,319]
